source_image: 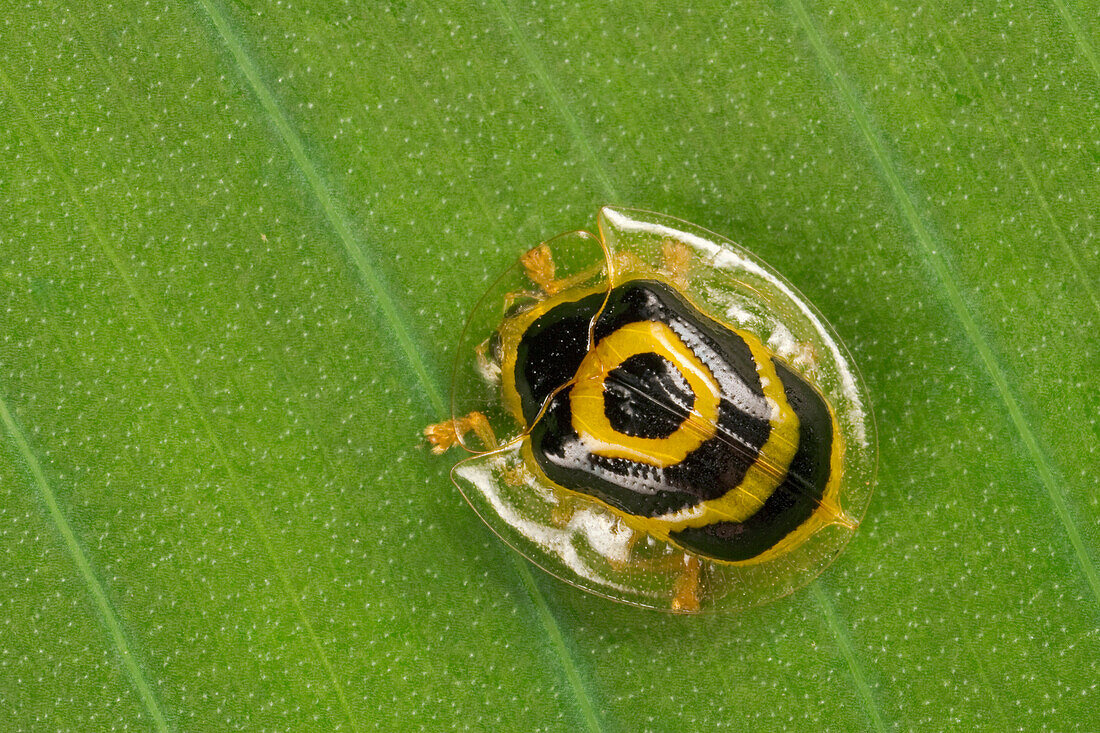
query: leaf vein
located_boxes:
[944,31,1100,315]
[194,0,445,414]
[192,1,607,729]
[0,59,362,733]
[0,393,171,732]
[486,0,617,201]
[1052,0,1100,82]
[787,0,1100,608]
[812,584,886,733]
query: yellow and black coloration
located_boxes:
[426,207,875,612]
[497,276,845,565]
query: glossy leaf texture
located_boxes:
[1,1,1097,730]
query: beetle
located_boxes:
[426,207,875,613]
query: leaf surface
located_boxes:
[1,1,1097,729]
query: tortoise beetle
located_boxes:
[426,207,876,612]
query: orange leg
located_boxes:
[608,250,646,280]
[661,239,694,289]
[424,411,498,453]
[670,554,703,613]
[522,242,609,296]
[521,243,564,295]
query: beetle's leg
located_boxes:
[498,464,529,487]
[521,243,564,295]
[424,411,499,453]
[608,250,646,279]
[660,239,694,289]
[670,553,703,613]
[522,243,610,296]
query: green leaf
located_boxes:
[1,0,1097,730]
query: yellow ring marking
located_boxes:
[569,321,721,467]
[653,333,800,533]
[499,269,845,566]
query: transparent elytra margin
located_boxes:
[446,207,877,613]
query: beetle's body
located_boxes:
[499,277,843,565]
[424,207,875,612]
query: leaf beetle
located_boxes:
[426,207,876,612]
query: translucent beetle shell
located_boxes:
[426,207,877,613]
